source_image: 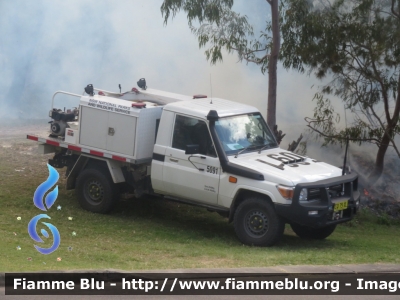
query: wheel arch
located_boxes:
[66,155,125,190]
[229,188,275,223]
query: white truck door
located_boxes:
[163,114,220,204]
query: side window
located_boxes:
[172,115,217,157]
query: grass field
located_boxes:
[1,139,400,272]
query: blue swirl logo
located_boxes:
[33,163,59,211]
[28,164,61,254]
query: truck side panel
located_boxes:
[134,106,163,161]
[150,110,175,194]
[66,154,126,190]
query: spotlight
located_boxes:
[137,78,147,90]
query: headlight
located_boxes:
[299,188,308,201]
[276,185,294,200]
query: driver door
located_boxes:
[163,114,220,205]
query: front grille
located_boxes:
[307,184,344,201]
[297,175,358,203]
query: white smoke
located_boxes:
[0,0,357,165]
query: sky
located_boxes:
[0,0,389,165]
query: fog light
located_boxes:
[308,211,318,215]
[299,188,308,201]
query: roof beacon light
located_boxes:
[98,91,105,96]
[132,102,146,109]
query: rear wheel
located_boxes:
[234,197,284,246]
[75,167,119,213]
[290,223,336,240]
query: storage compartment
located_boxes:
[107,111,137,155]
[79,106,137,156]
[79,107,109,150]
[77,95,163,163]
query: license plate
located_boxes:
[334,200,348,211]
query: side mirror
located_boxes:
[185,144,199,155]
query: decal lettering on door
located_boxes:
[204,185,216,193]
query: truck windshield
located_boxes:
[215,113,278,156]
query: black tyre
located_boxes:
[234,197,285,246]
[290,223,336,240]
[75,167,119,213]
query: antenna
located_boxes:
[342,104,350,175]
[119,84,121,93]
[210,74,213,104]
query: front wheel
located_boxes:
[234,197,284,247]
[290,223,336,240]
[75,167,119,214]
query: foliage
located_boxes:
[281,0,400,144]
[161,0,234,26]
[189,10,273,74]
[161,0,286,138]
[281,0,400,179]
[161,0,272,73]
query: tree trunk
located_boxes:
[369,128,392,182]
[369,74,400,182]
[267,0,280,130]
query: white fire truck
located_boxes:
[27,79,360,246]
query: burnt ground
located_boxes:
[351,152,400,220]
[1,121,399,220]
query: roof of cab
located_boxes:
[163,97,259,119]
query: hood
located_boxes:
[229,147,342,185]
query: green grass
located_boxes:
[1,140,400,272]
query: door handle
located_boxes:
[170,158,178,163]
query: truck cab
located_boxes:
[151,97,360,246]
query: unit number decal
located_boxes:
[267,152,310,168]
[207,166,218,174]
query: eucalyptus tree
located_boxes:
[161,0,289,144]
[280,0,400,180]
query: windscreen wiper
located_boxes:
[234,145,259,158]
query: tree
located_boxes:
[160,0,290,144]
[280,0,400,181]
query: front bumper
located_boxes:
[275,173,360,228]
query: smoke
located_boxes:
[0,2,318,112]
[2,0,399,212]
[0,0,117,118]
[0,0,383,166]
[0,1,308,118]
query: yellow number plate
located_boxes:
[334,200,348,211]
